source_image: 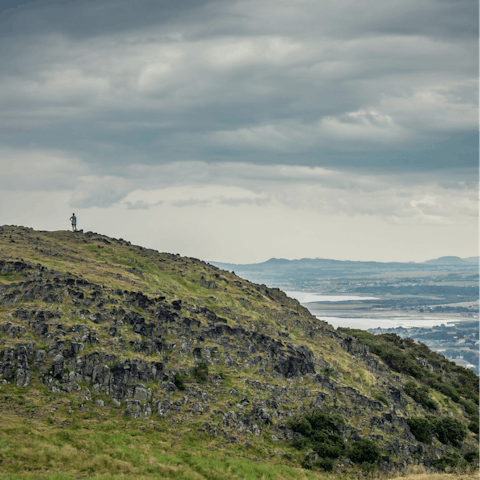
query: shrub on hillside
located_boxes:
[289,410,346,459]
[174,372,186,390]
[464,449,478,465]
[432,452,466,470]
[407,416,436,444]
[337,330,423,378]
[405,381,438,411]
[301,458,313,470]
[459,398,478,416]
[291,437,308,450]
[458,372,479,405]
[313,457,335,471]
[468,414,478,434]
[192,361,209,384]
[348,439,381,465]
[407,415,467,447]
[431,381,460,402]
[434,417,467,447]
[339,328,479,409]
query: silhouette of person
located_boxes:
[70,213,77,232]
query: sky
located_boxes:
[0,0,478,264]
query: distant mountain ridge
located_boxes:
[211,256,479,283]
[424,256,467,265]
[214,257,407,272]
[215,256,479,269]
[211,256,479,308]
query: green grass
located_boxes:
[0,412,329,480]
[0,272,19,283]
[372,392,389,407]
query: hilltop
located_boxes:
[0,225,478,479]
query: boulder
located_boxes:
[51,354,65,378]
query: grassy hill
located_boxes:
[0,225,478,480]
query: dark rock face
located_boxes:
[0,260,35,274]
[274,348,316,377]
[192,347,202,360]
[126,291,154,310]
[1,320,27,338]
[33,349,46,372]
[111,363,127,401]
[250,405,272,425]
[386,385,404,409]
[330,329,386,372]
[200,277,217,289]
[51,354,65,378]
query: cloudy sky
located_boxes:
[0,0,478,263]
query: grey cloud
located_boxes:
[69,176,132,208]
[0,0,217,39]
[101,162,476,223]
[223,0,478,43]
[0,146,86,191]
[216,196,271,207]
[0,0,476,184]
[0,143,475,225]
[125,200,163,210]
[362,0,478,39]
[170,198,211,207]
[1,0,476,42]
[0,0,476,263]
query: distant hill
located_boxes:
[212,256,478,286]
[215,255,480,271]
[424,256,467,265]
[463,256,480,264]
[214,257,409,271]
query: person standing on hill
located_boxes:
[70,213,77,232]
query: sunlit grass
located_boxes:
[0,407,329,480]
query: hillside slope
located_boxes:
[0,226,478,479]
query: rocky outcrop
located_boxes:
[274,346,316,377]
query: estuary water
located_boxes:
[284,290,466,330]
[283,291,379,304]
[312,315,459,330]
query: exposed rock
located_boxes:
[274,346,316,377]
[134,384,151,402]
[250,405,271,426]
[84,387,92,401]
[51,354,65,379]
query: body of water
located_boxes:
[313,315,460,330]
[284,290,467,330]
[284,291,379,304]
